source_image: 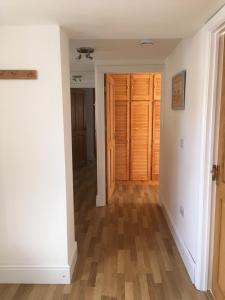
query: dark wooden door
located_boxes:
[71,88,86,169]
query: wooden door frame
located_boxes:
[105,74,116,201]
[95,65,164,209]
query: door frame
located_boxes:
[193,6,225,292]
[95,64,165,208]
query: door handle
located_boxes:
[211,164,220,182]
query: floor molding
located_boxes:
[69,241,78,280]
[0,242,78,284]
[96,194,105,207]
[161,201,196,283]
[207,290,214,299]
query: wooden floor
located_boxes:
[0,162,209,300]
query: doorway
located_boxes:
[71,88,96,168]
[71,87,97,209]
[105,72,161,202]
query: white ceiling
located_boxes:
[0,0,225,39]
[69,39,180,71]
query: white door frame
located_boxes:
[94,63,164,207]
[194,7,225,291]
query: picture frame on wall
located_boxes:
[172,70,186,110]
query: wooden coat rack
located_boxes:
[0,70,37,80]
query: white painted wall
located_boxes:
[59,29,77,274]
[160,30,206,282]
[0,26,76,283]
[84,89,95,161]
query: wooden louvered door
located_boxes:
[152,73,161,181]
[71,88,86,169]
[130,74,153,181]
[131,73,154,101]
[112,74,130,181]
[106,72,161,184]
[130,102,152,181]
[105,75,116,200]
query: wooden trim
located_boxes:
[211,35,225,300]
[127,101,130,180]
[0,70,37,80]
[128,74,132,181]
[105,75,116,201]
[116,180,158,186]
[148,100,153,180]
[207,291,214,300]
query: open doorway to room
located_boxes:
[105,72,161,204]
[70,86,97,225]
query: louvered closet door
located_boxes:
[112,74,130,180]
[152,73,161,181]
[106,75,115,200]
[131,73,153,101]
[152,101,160,180]
[130,73,153,181]
[113,74,130,101]
[130,101,152,181]
[153,73,161,101]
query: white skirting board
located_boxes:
[161,202,195,283]
[96,194,105,207]
[0,242,78,284]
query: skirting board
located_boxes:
[0,242,78,284]
[69,241,78,280]
[161,202,195,283]
[96,194,105,207]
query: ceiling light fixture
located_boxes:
[76,47,94,60]
[72,75,82,83]
[139,39,154,46]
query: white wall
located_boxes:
[84,89,95,161]
[59,30,77,274]
[160,31,205,282]
[0,26,76,283]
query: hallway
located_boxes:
[0,162,209,299]
[72,163,208,300]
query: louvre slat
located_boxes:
[131,73,153,101]
[113,74,130,180]
[130,101,152,181]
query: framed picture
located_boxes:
[172,70,186,110]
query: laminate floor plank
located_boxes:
[0,162,208,300]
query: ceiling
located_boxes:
[70,39,180,71]
[0,0,225,39]
[2,0,224,72]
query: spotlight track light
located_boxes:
[76,47,94,60]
